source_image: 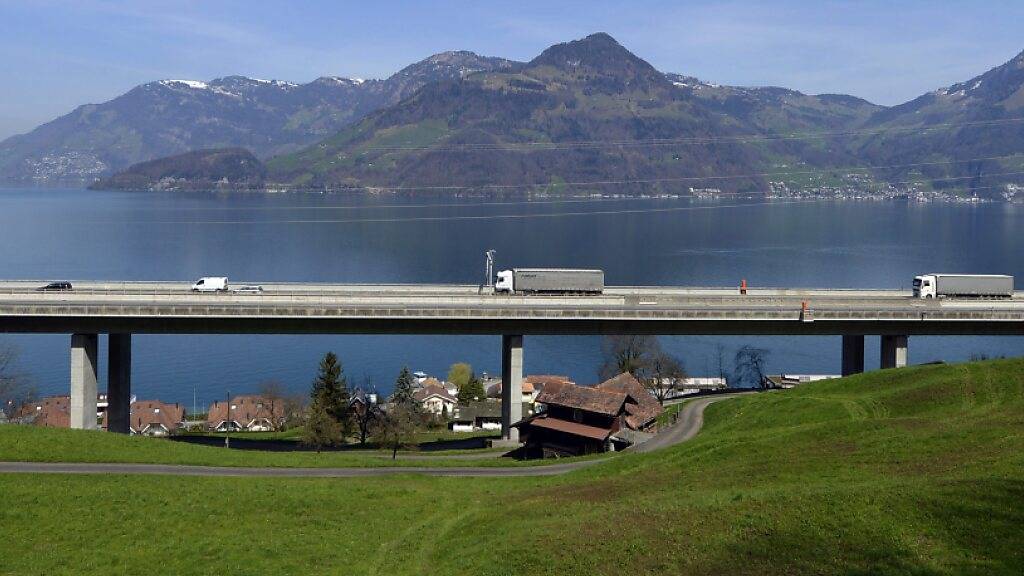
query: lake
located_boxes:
[1,188,1022,409]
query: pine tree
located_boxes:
[312,352,351,436]
[303,398,341,453]
[392,366,418,412]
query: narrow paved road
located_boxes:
[0,394,747,478]
[632,392,754,453]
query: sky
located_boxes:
[1,0,1023,140]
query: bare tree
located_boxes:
[647,352,687,405]
[373,405,419,460]
[599,335,661,380]
[733,346,769,388]
[280,392,307,431]
[257,379,287,431]
[0,343,34,420]
[351,375,379,445]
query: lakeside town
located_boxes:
[2,342,841,458]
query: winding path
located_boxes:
[0,394,749,478]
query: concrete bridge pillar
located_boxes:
[880,335,908,369]
[841,335,865,376]
[69,333,98,430]
[501,335,524,443]
[107,334,132,434]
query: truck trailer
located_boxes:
[912,274,1013,299]
[494,268,604,295]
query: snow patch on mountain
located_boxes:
[160,79,209,89]
[248,78,299,88]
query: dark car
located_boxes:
[36,281,73,291]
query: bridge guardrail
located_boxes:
[0,303,1021,322]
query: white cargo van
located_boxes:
[191,277,228,292]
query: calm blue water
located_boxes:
[1,188,1022,408]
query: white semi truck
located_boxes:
[912,274,1014,299]
[495,268,604,295]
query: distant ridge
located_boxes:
[14,33,1024,199]
[264,32,883,194]
[90,148,265,191]
[0,52,518,183]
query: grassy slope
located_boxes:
[0,426,520,468]
[1,359,1023,575]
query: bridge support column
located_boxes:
[880,335,908,369]
[841,335,865,376]
[69,333,98,430]
[501,335,523,443]
[107,334,132,434]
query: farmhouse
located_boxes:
[514,373,663,458]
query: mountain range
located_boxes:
[0,51,515,183]
[8,33,1024,198]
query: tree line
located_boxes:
[302,352,426,458]
[599,335,770,404]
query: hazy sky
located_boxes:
[1,0,1022,139]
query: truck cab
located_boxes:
[913,275,936,298]
[192,277,228,292]
[494,270,514,294]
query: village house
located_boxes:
[102,400,186,436]
[207,395,285,432]
[486,374,574,404]
[14,396,71,428]
[514,373,663,458]
[413,383,457,416]
[14,393,121,427]
[348,388,377,415]
[414,376,459,397]
[448,400,534,432]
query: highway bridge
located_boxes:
[2,280,1022,439]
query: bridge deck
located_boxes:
[0,281,1021,335]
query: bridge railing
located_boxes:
[0,303,1020,322]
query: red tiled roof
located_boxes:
[207,395,285,428]
[535,384,627,416]
[120,400,186,434]
[413,384,457,403]
[523,375,573,388]
[537,379,568,396]
[597,372,663,429]
[17,396,70,428]
[528,416,613,441]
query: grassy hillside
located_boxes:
[0,425,520,468]
[1,359,1022,575]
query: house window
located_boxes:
[572,408,583,423]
